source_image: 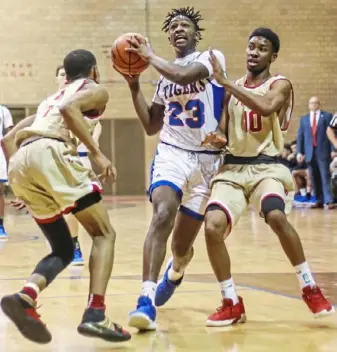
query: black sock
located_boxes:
[0,218,3,226]
[306,192,311,200]
[72,236,80,249]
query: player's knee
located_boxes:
[152,202,176,230]
[61,241,75,267]
[87,218,116,243]
[261,196,285,217]
[204,206,229,242]
[262,196,287,228]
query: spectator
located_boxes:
[290,141,312,201]
[296,96,334,209]
[279,143,292,168]
[0,105,14,240]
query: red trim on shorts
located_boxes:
[261,193,284,203]
[207,201,233,237]
[34,185,102,224]
[34,213,63,224]
[92,183,103,195]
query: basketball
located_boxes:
[111,33,150,76]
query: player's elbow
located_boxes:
[145,126,160,136]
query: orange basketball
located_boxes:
[111,33,150,76]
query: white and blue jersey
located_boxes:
[149,50,226,219]
[152,50,226,152]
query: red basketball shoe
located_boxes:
[302,286,335,318]
[206,296,246,327]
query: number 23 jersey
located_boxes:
[152,50,226,152]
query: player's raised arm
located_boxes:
[127,38,225,86]
[59,85,108,155]
[123,75,165,136]
[209,50,291,117]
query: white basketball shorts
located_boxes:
[0,148,8,183]
[148,142,222,219]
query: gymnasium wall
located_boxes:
[0,0,336,194]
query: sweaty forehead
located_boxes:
[170,15,193,27]
[248,36,271,48]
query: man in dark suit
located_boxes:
[296,96,334,208]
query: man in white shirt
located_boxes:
[296,96,334,208]
[0,105,14,240]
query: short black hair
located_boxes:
[249,27,280,53]
[55,64,64,77]
[63,49,96,81]
[284,143,291,152]
[162,6,204,44]
[290,140,297,146]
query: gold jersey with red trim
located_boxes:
[226,75,294,157]
[15,78,97,147]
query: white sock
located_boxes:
[300,188,306,196]
[219,278,239,305]
[295,262,316,289]
[141,281,156,304]
[168,267,183,282]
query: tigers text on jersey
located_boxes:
[227,75,293,157]
[152,50,226,152]
[15,79,97,148]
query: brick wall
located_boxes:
[1,0,336,185]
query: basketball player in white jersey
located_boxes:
[0,105,14,240]
[56,64,102,265]
[122,7,226,330]
[0,50,131,343]
[201,27,334,326]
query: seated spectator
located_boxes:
[279,143,292,167]
[290,141,313,202]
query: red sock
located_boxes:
[88,294,105,310]
[21,286,38,301]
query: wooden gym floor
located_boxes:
[0,196,336,352]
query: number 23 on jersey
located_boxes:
[168,99,205,129]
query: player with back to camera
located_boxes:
[0,49,131,343]
[12,66,103,265]
[56,64,102,266]
[201,27,334,326]
[119,6,227,331]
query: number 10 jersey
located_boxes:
[152,50,226,152]
[227,75,294,157]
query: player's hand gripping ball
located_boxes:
[111,33,150,76]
